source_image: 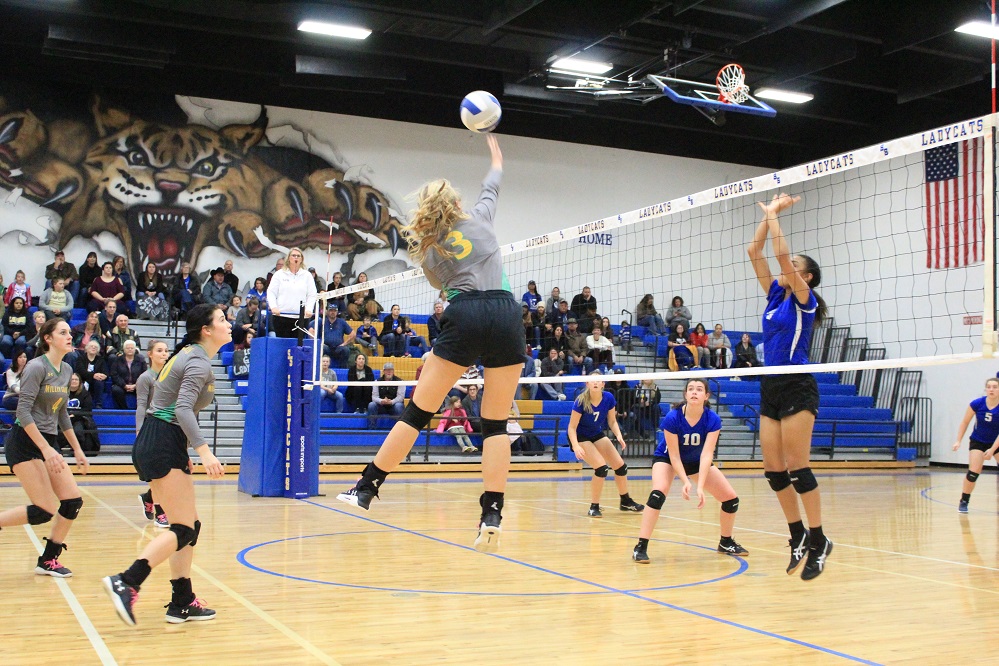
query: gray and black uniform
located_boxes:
[424,168,523,368]
[132,345,215,482]
[134,367,158,432]
[4,356,73,469]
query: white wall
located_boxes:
[923,359,999,464]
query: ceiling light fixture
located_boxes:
[955,20,999,40]
[755,88,814,104]
[550,57,613,75]
[298,21,371,40]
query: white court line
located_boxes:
[23,526,117,665]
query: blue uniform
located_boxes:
[762,280,817,366]
[969,397,999,444]
[572,391,616,441]
[655,406,722,464]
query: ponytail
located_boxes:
[798,254,828,325]
[165,303,218,363]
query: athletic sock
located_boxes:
[620,493,632,503]
[121,558,152,589]
[788,520,806,541]
[636,538,649,550]
[961,493,971,504]
[481,491,504,513]
[140,490,153,504]
[720,535,736,545]
[809,525,825,549]
[360,462,389,488]
[41,537,63,561]
[170,577,195,607]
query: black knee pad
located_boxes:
[480,418,507,441]
[594,465,610,478]
[58,497,83,520]
[26,505,53,525]
[614,463,628,476]
[721,497,740,514]
[967,471,980,483]
[646,490,666,510]
[170,523,196,551]
[765,470,792,492]
[399,402,435,431]
[190,520,202,547]
[790,468,818,494]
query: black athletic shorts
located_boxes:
[759,373,820,420]
[653,455,709,477]
[433,290,525,368]
[575,432,609,446]
[4,424,58,470]
[132,417,191,483]
[969,438,993,452]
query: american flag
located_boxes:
[924,138,983,269]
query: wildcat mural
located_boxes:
[0,87,407,286]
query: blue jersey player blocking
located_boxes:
[747,192,831,581]
[951,377,999,513]
[568,373,644,517]
[632,379,747,563]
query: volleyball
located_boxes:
[460,90,502,133]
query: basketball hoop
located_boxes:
[716,63,750,105]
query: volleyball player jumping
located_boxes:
[747,192,831,580]
[337,135,525,553]
[951,377,999,513]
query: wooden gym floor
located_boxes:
[0,467,995,665]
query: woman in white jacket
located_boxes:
[265,247,317,339]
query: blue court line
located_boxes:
[921,486,999,515]
[299,498,880,665]
[236,529,747,596]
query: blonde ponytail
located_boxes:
[405,179,470,265]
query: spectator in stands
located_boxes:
[578,303,599,335]
[535,304,553,343]
[539,347,567,401]
[246,277,268,311]
[451,364,483,400]
[586,325,614,372]
[106,314,141,359]
[734,333,761,368]
[87,262,125,313]
[380,304,409,357]
[71,311,102,365]
[618,320,632,351]
[112,256,134,316]
[325,272,347,312]
[319,355,346,413]
[350,271,381,318]
[427,301,444,348]
[633,378,662,438]
[226,295,242,322]
[65,372,94,449]
[24,311,48,358]
[668,323,695,371]
[355,315,379,357]
[437,396,476,453]
[4,270,31,307]
[307,267,325,294]
[233,296,262,345]
[436,289,449,310]
[549,298,570,330]
[317,304,355,367]
[203,267,234,307]
[171,262,202,315]
[755,340,765,366]
[600,317,614,341]
[39,278,74,322]
[78,252,100,296]
[222,259,240,295]
[232,330,253,378]
[0,273,6,318]
[522,280,542,311]
[45,250,80,302]
[570,286,596,318]
[110,339,146,409]
[519,345,538,400]
[611,370,634,436]
[666,296,691,332]
[543,324,567,359]
[636,294,667,336]
[97,300,118,338]
[346,354,373,413]
[708,324,732,369]
[545,287,561,314]
[265,256,285,288]
[135,262,167,321]
[521,304,540,349]
[2,350,27,409]
[367,362,404,427]
[461,383,482,431]
[400,315,428,356]
[690,323,711,369]
[565,318,593,374]
[267,247,317,339]
[0,297,33,358]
